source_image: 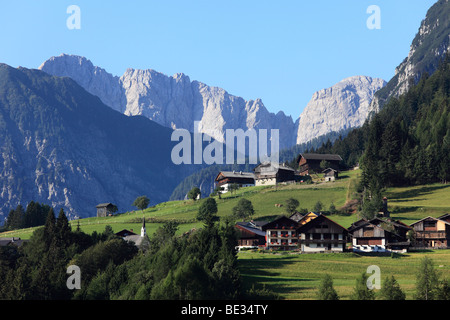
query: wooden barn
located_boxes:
[235,220,267,248]
[253,162,297,186]
[96,203,116,217]
[297,153,342,176]
[410,216,450,249]
[215,171,255,192]
[297,214,348,253]
[348,218,412,253]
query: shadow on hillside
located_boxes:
[388,184,450,202]
[239,257,314,296]
[239,255,301,277]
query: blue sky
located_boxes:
[0,0,437,118]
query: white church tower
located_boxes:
[141,216,146,237]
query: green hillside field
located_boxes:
[0,169,363,239]
[2,168,450,242]
[1,169,450,300]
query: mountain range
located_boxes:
[39,55,386,150]
[0,64,200,220]
[0,0,448,221]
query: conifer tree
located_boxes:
[317,274,339,300]
[415,256,440,300]
[351,272,375,300]
[379,275,405,300]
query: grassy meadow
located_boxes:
[238,249,450,300]
[1,169,450,300]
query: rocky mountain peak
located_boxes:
[369,0,449,113]
[39,54,385,150]
[296,76,386,145]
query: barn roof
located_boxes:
[254,162,295,172]
[410,216,450,227]
[236,221,267,237]
[300,153,343,161]
[215,171,255,181]
[296,214,347,233]
[96,203,114,208]
[348,218,411,234]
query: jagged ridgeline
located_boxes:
[0,64,204,220]
[370,0,450,112]
[314,55,450,188]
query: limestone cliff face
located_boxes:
[369,0,450,113]
[296,76,386,145]
[40,54,383,150]
[40,55,296,150]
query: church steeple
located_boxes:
[141,216,146,237]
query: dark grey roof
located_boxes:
[236,221,268,236]
[0,237,25,247]
[254,162,295,172]
[96,203,113,208]
[289,212,305,222]
[217,171,255,179]
[301,153,343,161]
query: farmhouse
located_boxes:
[253,162,297,186]
[297,153,342,176]
[96,203,116,217]
[410,216,450,249]
[235,220,267,248]
[297,214,348,253]
[215,171,255,193]
[348,218,412,253]
[261,216,299,249]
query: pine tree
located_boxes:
[56,208,71,246]
[351,272,375,300]
[379,275,405,300]
[6,205,25,230]
[317,274,339,300]
[415,256,440,300]
[43,208,56,248]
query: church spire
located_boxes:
[141,216,146,237]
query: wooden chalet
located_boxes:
[253,162,297,186]
[96,203,116,217]
[297,214,348,253]
[261,216,299,249]
[410,216,450,249]
[348,218,411,253]
[235,220,267,248]
[297,153,342,176]
[215,171,255,192]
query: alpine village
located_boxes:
[1,0,450,303]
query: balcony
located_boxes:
[268,233,296,239]
[300,239,346,244]
[415,231,448,239]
